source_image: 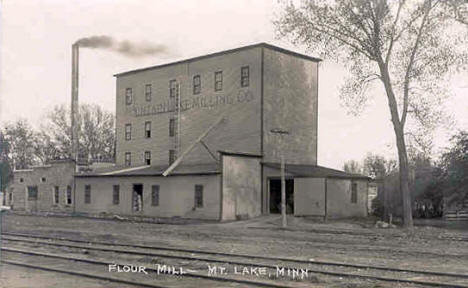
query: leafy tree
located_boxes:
[363,152,397,179]
[440,131,468,203]
[2,119,40,169]
[275,0,468,227]
[40,104,115,163]
[0,132,13,192]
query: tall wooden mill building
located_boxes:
[10,43,370,220]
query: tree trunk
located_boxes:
[379,62,414,228]
[394,123,414,228]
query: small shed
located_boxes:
[262,163,370,219]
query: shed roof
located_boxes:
[114,42,322,77]
[75,163,220,177]
[263,163,370,180]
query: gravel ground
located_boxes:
[2,212,468,288]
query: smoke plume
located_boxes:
[74,35,168,57]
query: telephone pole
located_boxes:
[270,128,289,228]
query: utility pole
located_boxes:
[270,128,289,228]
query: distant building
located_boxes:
[12,43,370,220]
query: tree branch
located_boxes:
[304,19,375,59]
[401,0,434,127]
[385,0,406,65]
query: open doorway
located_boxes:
[269,179,294,214]
[132,184,143,212]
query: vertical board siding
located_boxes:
[262,48,318,165]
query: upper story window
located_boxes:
[169,80,177,98]
[214,71,223,91]
[193,75,201,94]
[125,88,133,105]
[241,66,249,87]
[169,118,175,137]
[125,124,132,141]
[145,84,152,102]
[125,152,131,166]
[145,121,151,138]
[144,151,151,165]
[40,177,46,183]
[19,178,24,183]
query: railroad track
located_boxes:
[2,232,468,287]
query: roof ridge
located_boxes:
[114,42,321,77]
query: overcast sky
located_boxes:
[1,0,466,169]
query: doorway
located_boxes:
[132,184,143,212]
[269,179,294,214]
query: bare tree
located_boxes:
[343,159,363,174]
[40,104,115,163]
[275,0,468,227]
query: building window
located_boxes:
[144,151,151,165]
[169,80,177,98]
[193,75,201,94]
[125,88,133,105]
[54,186,59,204]
[125,152,131,166]
[241,66,249,87]
[84,185,91,204]
[113,185,120,205]
[151,185,159,206]
[214,71,223,91]
[145,121,151,138]
[125,124,132,141]
[169,118,175,137]
[66,185,72,205]
[351,182,358,203]
[40,177,46,183]
[194,185,203,208]
[19,178,24,183]
[145,84,152,102]
[169,150,176,165]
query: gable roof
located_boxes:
[114,42,322,77]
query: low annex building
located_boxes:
[10,43,370,220]
[9,160,75,212]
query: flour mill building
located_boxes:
[10,43,370,220]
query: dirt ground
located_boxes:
[1,212,468,288]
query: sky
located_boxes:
[0,0,467,170]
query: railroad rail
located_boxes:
[2,232,468,288]
[4,230,466,260]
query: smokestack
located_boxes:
[71,44,79,168]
